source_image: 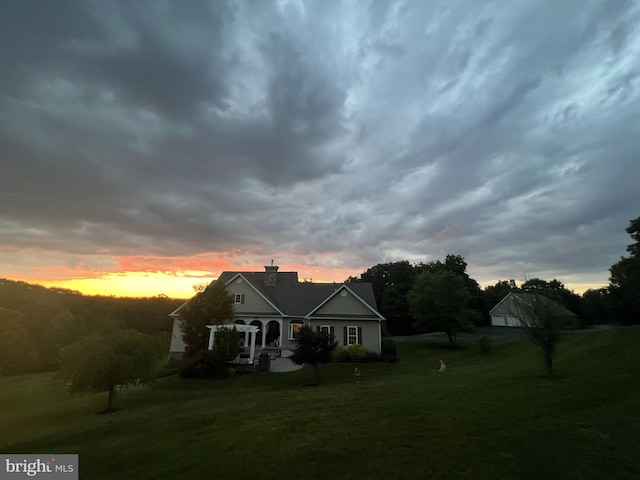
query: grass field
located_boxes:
[1,327,639,479]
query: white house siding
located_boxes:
[310,319,381,354]
[168,318,187,360]
[490,315,521,327]
[228,278,279,314]
[314,291,373,316]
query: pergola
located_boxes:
[207,324,260,364]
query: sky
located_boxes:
[1,0,639,299]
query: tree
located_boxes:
[179,327,243,379]
[0,307,40,376]
[509,294,562,377]
[609,216,640,325]
[59,330,163,409]
[290,326,337,384]
[39,310,86,369]
[521,278,584,325]
[408,271,473,344]
[352,261,418,335]
[417,254,489,326]
[581,287,613,325]
[179,281,234,354]
[484,279,520,308]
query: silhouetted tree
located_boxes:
[290,326,337,384]
[609,216,640,325]
[353,261,418,335]
[508,294,562,377]
[59,330,164,409]
[408,271,473,344]
[179,281,234,354]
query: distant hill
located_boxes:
[0,278,184,374]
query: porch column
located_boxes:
[208,327,215,350]
[244,331,249,346]
[261,320,267,348]
[249,330,257,363]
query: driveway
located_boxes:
[393,325,616,343]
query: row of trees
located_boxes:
[348,218,640,341]
[0,279,182,375]
[347,254,584,340]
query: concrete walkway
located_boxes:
[269,357,303,372]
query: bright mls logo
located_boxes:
[1,455,77,480]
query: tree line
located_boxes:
[347,215,640,337]
[0,279,182,375]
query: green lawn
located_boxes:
[2,327,639,479]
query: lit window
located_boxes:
[289,322,303,340]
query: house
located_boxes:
[168,264,384,363]
[489,292,577,327]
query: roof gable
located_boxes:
[307,284,384,319]
[490,292,577,317]
[224,273,282,315]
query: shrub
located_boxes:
[478,336,491,354]
[364,352,381,363]
[347,344,368,362]
[332,344,350,362]
[381,338,397,357]
[381,353,398,363]
[179,350,230,379]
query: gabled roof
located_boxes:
[490,292,577,317]
[223,273,285,315]
[170,270,382,319]
[219,271,380,318]
[306,284,385,319]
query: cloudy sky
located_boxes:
[1,0,639,298]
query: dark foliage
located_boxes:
[179,281,234,352]
[0,278,183,373]
[609,216,640,325]
[408,271,474,344]
[290,326,337,383]
[59,330,164,408]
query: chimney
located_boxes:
[264,261,278,287]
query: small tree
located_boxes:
[59,330,163,409]
[510,294,562,377]
[290,326,336,384]
[179,327,243,379]
[408,271,474,344]
[180,281,234,354]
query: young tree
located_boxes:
[510,294,562,377]
[59,330,163,409]
[180,281,234,354]
[290,326,337,384]
[408,271,473,344]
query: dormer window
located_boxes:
[234,293,245,304]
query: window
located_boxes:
[318,325,334,343]
[289,322,303,340]
[234,293,245,304]
[345,326,361,346]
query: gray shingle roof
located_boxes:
[490,292,577,317]
[217,271,379,317]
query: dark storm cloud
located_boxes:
[1,0,640,288]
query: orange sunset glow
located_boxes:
[7,254,361,299]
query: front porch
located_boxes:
[207,322,293,366]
